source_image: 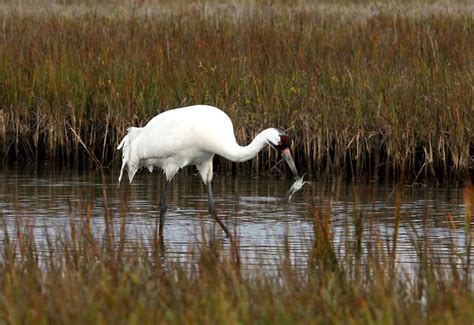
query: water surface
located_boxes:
[0,166,471,271]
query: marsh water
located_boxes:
[0,166,472,271]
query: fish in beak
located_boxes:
[282,149,310,202]
[287,173,310,202]
[270,130,310,201]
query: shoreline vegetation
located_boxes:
[0,186,472,323]
[0,0,473,182]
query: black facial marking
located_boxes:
[274,134,289,151]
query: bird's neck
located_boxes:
[217,129,271,163]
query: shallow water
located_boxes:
[0,165,472,271]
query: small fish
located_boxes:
[287,174,310,202]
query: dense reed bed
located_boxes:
[0,1,473,182]
[0,186,472,324]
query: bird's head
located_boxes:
[266,128,289,151]
[266,128,299,178]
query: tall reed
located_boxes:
[1,1,473,182]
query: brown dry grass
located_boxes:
[1,0,473,182]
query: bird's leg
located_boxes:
[207,182,232,238]
[159,181,171,239]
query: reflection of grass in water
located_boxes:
[1,1,473,182]
[0,188,472,324]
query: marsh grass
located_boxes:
[0,187,473,324]
[0,1,473,182]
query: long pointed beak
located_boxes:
[282,148,299,178]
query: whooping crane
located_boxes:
[117,105,298,239]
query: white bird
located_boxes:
[117,105,298,239]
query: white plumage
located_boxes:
[117,104,297,239]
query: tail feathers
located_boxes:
[118,127,142,184]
